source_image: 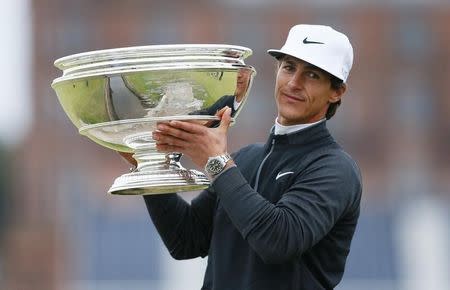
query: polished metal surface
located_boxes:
[52,44,256,195]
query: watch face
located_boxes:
[207,158,224,175]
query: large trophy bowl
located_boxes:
[52,44,256,195]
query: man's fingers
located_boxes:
[117,151,137,167]
[153,131,189,148]
[156,122,198,141]
[218,107,232,132]
[215,107,228,117]
[166,120,205,134]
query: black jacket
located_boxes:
[144,121,362,290]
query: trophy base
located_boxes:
[79,118,218,195]
[109,168,210,195]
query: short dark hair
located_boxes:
[326,74,344,120]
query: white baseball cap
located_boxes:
[267,24,353,82]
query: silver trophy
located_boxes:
[51,44,256,195]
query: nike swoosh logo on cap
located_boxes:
[303,37,324,44]
[276,171,294,180]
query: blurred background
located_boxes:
[1,0,449,289]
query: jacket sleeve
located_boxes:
[212,151,362,264]
[143,188,217,260]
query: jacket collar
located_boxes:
[265,120,333,149]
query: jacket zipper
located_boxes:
[254,139,275,192]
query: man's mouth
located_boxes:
[281,92,306,102]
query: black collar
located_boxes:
[265,121,333,149]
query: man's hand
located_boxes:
[152,107,232,168]
[118,151,137,167]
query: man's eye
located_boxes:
[306,71,320,79]
[282,65,295,71]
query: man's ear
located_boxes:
[329,83,346,104]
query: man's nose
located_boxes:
[287,71,304,89]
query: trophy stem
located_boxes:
[109,142,210,195]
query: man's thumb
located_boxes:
[219,107,232,131]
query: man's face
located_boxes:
[235,69,251,101]
[274,56,344,125]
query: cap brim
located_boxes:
[267,48,345,82]
[267,49,287,59]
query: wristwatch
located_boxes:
[204,153,232,177]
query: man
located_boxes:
[191,68,252,120]
[145,24,362,290]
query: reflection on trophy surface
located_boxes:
[51,45,256,195]
[188,68,252,127]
